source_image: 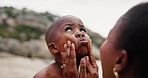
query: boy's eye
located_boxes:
[80,28,86,32]
[65,27,72,32]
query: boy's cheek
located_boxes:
[87,39,91,45]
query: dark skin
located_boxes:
[100,15,128,78]
[33,15,98,78]
[100,15,140,78]
[63,40,98,78]
[49,2,148,78]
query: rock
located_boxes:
[0,37,53,59]
[0,7,105,60]
[20,40,53,59]
[0,37,21,54]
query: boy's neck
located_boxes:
[55,57,81,70]
[54,62,62,70]
[77,57,83,68]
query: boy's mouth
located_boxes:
[79,38,88,46]
[76,39,89,58]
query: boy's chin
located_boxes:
[76,46,89,58]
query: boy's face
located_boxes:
[54,16,91,58]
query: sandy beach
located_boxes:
[0,52,53,78]
[0,52,102,78]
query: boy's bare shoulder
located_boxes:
[33,65,50,78]
[33,70,47,78]
[33,64,56,78]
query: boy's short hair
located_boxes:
[45,21,58,45]
[45,15,83,45]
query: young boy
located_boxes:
[33,15,97,78]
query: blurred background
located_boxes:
[0,0,147,78]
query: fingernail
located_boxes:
[81,58,86,64]
[71,43,75,50]
[67,40,71,47]
[68,40,71,44]
[61,52,63,55]
[86,56,89,62]
[64,44,67,49]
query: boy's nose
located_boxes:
[75,32,85,38]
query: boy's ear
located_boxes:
[114,50,128,72]
[48,43,58,54]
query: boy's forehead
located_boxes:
[56,16,83,25]
[51,15,85,31]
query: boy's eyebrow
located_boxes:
[79,24,85,27]
[64,23,85,27]
[62,23,74,29]
[65,23,75,26]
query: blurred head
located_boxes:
[45,15,91,59]
[100,2,148,78]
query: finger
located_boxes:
[61,44,67,69]
[65,41,71,68]
[62,44,67,73]
[80,58,87,78]
[87,73,90,78]
[85,56,98,74]
[89,40,95,63]
[89,39,93,54]
[61,52,64,68]
[88,41,98,70]
[89,53,96,65]
[70,43,77,68]
[89,55,98,71]
[88,40,95,63]
[63,41,79,78]
[85,56,95,74]
[62,44,67,63]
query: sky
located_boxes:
[0,0,147,37]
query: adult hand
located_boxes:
[62,41,79,78]
[80,41,99,78]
